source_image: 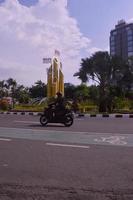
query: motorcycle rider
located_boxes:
[46,92,65,119]
[40,92,74,126]
[54,92,66,117]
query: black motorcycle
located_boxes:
[40,104,74,127]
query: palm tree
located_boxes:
[6,78,17,108]
[74,51,132,112]
[74,52,112,112]
[0,80,8,98]
[29,80,47,98]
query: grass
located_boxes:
[12,104,45,112]
[1,103,132,114]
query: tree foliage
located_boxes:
[29,80,47,98]
[74,51,133,112]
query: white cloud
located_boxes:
[128,18,133,23]
[87,46,109,56]
[0,0,97,86]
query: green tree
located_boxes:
[6,78,17,108]
[74,52,112,112]
[14,85,30,104]
[89,85,99,104]
[64,83,76,99]
[75,84,89,101]
[0,80,8,98]
[74,51,133,112]
[29,80,47,98]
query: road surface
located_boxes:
[0,114,133,200]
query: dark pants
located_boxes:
[55,106,65,117]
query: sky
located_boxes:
[0,0,133,86]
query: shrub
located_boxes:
[0,99,9,111]
[113,97,130,110]
[129,101,133,110]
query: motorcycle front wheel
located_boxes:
[40,115,48,126]
[64,116,73,127]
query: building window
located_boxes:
[112,31,117,36]
[111,51,115,55]
[111,46,115,51]
[128,35,133,41]
[126,26,130,30]
[110,41,115,46]
[128,46,133,51]
[128,40,133,46]
[110,35,115,41]
[128,52,133,56]
[127,29,132,35]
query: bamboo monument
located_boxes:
[44,51,64,98]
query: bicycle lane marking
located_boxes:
[94,136,127,146]
[0,127,132,147]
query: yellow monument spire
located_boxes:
[47,51,64,98]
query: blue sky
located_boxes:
[0,0,133,85]
[68,0,133,49]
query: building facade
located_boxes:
[110,20,133,60]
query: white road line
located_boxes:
[0,138,11,141]
[76,118,84,121]
[3,164,8,167]
[46,143,90,149]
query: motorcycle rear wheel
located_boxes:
[40,115,48,126]
[64,116,73,127]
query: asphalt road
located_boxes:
[0,114,133,133]
[0,114,133,200]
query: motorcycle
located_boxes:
[40,104,74,127]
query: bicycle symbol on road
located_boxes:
[94,136,127,145]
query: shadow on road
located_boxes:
[29,124,64,128]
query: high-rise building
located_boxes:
[110,20,133,60]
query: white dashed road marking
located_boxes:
[3,164,8,167]
[46,143,90,149]
[0,138,11,141]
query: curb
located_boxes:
[76,113,133,118]
[0,112,42,116]
[0,112,133,118]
